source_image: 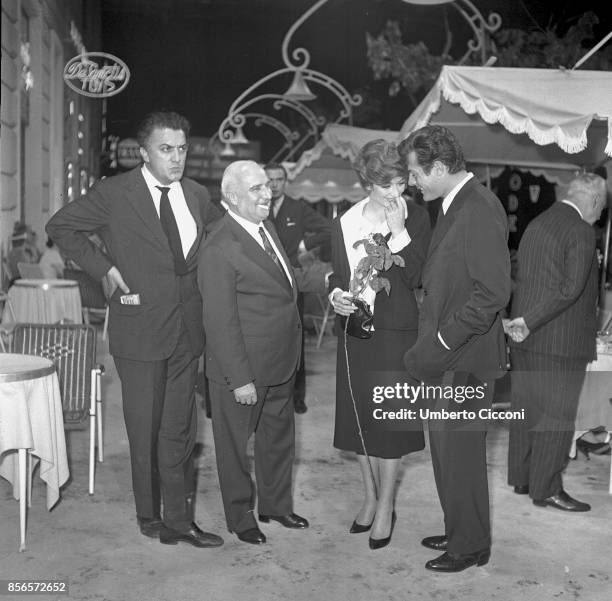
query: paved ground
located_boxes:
[1,328,611,601]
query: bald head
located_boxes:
[564,172,607,225]
[221,160,272,224]
[221,160,257,198]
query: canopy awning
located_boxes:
[399,65,612,185]
[285,66,612,202]
[285,125,399,203]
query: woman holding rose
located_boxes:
[329,139,430,549]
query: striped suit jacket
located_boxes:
[510,201,598,361]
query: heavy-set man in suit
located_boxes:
[47,111,223,548]
[505,173,607,512]
[399,125,511,572]
[265,162,332,414]
[198,160,308,545]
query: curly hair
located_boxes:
[398,125,465,175]
[136,111,191,148]
[353,139,407,189]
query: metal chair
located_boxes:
[12,323,104,494]
[306,293,334,349]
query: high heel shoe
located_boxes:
[369,511,396,550]
[576,438,611,460]
[349,519,373,534]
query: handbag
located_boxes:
[342,297,374,339]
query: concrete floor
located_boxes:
[1,328,611,601]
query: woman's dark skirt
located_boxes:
[334,327,425,459]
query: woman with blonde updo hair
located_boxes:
[328,139,430,549]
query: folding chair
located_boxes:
[12,324,104,494]
[307,293,334,349]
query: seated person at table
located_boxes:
[39,238,65,279]
[7,222,41,284]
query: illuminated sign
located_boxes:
[117,138,141,169]
[63,52,130,98]
[184,137,260,181]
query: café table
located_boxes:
[1,279,82,324]
[573,339,612,494]
[0,353,70,551]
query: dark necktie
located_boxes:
[258,226,291,286]
[157,185,188,275]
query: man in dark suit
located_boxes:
[399,125,511,572]
[264,162,331,414]
[199,160,308,545]
[505,173,606,512]
[46,111,223,548]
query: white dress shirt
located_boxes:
[141,165,197,258]
[227,210,293,286]
[441,172,474,214]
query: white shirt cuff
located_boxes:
[437,331,450,350]
[388,229,410,253]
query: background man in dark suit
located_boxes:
[264,162,331,414]
[199,160,308,545]
[47,111,223,549]
[506,173,607,512]
[399,125,511,573]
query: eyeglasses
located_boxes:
[248,182,271,195]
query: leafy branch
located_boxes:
[349,233,405,297]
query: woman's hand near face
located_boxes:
[384,197,406,237]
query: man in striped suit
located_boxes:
[506,172,607,512]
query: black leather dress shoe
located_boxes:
[513,485,529,495]
[425,548,490,572]
[159,523,224,548]
[137,516,163,538]
[236,527,266,545]
[532,489,591,512]
[259,513,309,529]
[421,534,448,551]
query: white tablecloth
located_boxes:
[0,353,70,508]
[1,279,82,324]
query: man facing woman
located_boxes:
[329,139,430,549]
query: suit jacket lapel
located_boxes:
[426,181,472,260]
[226,216,293,296]
[264,219,296,300]
[124,168,171,252]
